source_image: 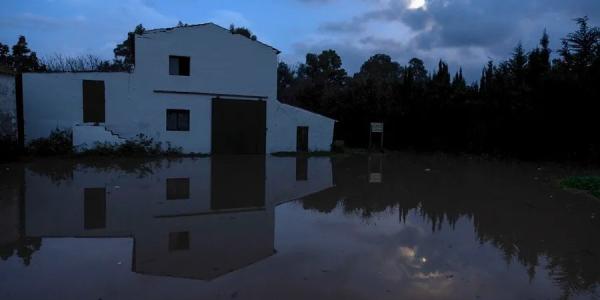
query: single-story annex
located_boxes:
[22,23,335,154]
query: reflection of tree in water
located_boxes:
[0,164,41,266]
[302,155,600,298]
[0,237,42,266]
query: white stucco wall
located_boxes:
[22,23,334,153]
[267,102,335,152]
[72,125,125,150]
[23,72,130,142]
[135,24,277,100]
[0,73,16,139]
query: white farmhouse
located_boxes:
[23,23,335,154]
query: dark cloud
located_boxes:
[301,0,600,81]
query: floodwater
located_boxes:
[0,154,599,300]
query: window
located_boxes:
[169,232,190,251]
[166,178,190,200]
[166,109,190,131]
[169,55,190,76]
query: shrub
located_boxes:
[27,128,73,156]
[80,134,183,157]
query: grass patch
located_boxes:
[561,176,600,198]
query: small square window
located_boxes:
[166,109,190,131]
[166,178,190,200]
[169,232,190,251]
[169,56,190,76]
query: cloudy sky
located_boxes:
[1,0,599,81]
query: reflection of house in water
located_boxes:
[24,156,333,280]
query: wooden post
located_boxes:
[369,122,384,152]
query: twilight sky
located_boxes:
[1,0,599,81]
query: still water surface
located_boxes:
[0,154,599,299]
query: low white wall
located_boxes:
[0,73,16,138]
[267,101,335,152]
[23,72,131,143]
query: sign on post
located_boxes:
[371,122,384,133]
[369,122,384,151]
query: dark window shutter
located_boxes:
[178,111,189,130]
[166,110,178,130]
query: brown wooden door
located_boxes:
[82,80,105,123]
[211,99,266,154]
[296,126,309,152]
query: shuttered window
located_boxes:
[166,109,190,131]
[169,56,190,76]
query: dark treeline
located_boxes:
[279,17,600,162]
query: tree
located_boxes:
[356,54,401,81]
[229,24,257,41]
[0,42,10,67]
[452,68,467,91]
[297,49,347,86]
[277,61,295,100]
[405,58,428,86]
[508,43,528,81]
[432,60,451,87]
[527,30,551,82]
[560,17,600,70]
[10,36,43,72]
[113,24,146,70]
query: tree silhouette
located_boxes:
[113,24,146,71]
[277,17,600,161]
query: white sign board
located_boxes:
[369,173,382,183]
[370,122,384,133]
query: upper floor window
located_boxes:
[169,55,190,76]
